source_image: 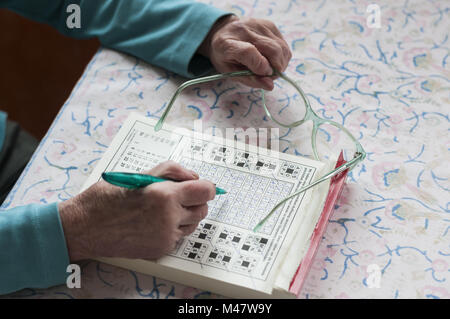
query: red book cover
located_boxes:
[289,153,348,296]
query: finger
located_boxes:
[270,35,292,72]
[251,35,288,73]
[277,38,292,71]
[257,20,291,63]
[236,75,274,91]
[223,64,274,90]
[147,160,199,181]
[179,223,198,236]
[266,21,283,38]
[229,40,273,76]
[176,180,216,206]
[179,204,208,226]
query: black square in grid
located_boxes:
[193,242,202,249]
[236,162,245,167]
[219,233,227,239]
[232,236,241,243]
[256,161,264,167]
[243,153,249,159]
[260,238,268,244]
[222,256,231,263]
[286,168,294,174]
[198,233,207,239]
[188,252,197,259]
[242,261,250,268]
[242,244,250,251]
[209,252,218,259]
[204,223,212,229]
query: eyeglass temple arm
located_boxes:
[253,151,364,232]
[154,70,267,131]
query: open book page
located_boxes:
[81,113,327,296]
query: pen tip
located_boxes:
[216,188,227,195]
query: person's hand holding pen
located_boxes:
[58,161,216,261]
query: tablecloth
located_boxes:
[1,0,449,299]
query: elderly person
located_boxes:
[0,0,291,294]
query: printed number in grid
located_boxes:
[118,146,162,172]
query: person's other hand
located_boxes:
[198,15,292,91]
[58,161,215,261]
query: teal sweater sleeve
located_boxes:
[0,203,70,294]
[1,0,229,78]
[0,0,230,294]
[0,111,6,152]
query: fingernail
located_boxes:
[261,78,274,91]
[264,66,273,76]
[191,171,199,179]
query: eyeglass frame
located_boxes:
[154,69,366,232]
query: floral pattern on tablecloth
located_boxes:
[1,0,449,299]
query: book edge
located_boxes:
[288,152,348,297]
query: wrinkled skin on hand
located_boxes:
[59,161,216,261]
[199,15,292,90]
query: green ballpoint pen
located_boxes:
[101,171,227,195]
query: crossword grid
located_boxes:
[112,131,301,235]
[179,157,293,235]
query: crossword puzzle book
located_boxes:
[81,113,347,298]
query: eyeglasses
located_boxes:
[155,69,366,232]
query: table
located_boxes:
[2,0,449,299]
